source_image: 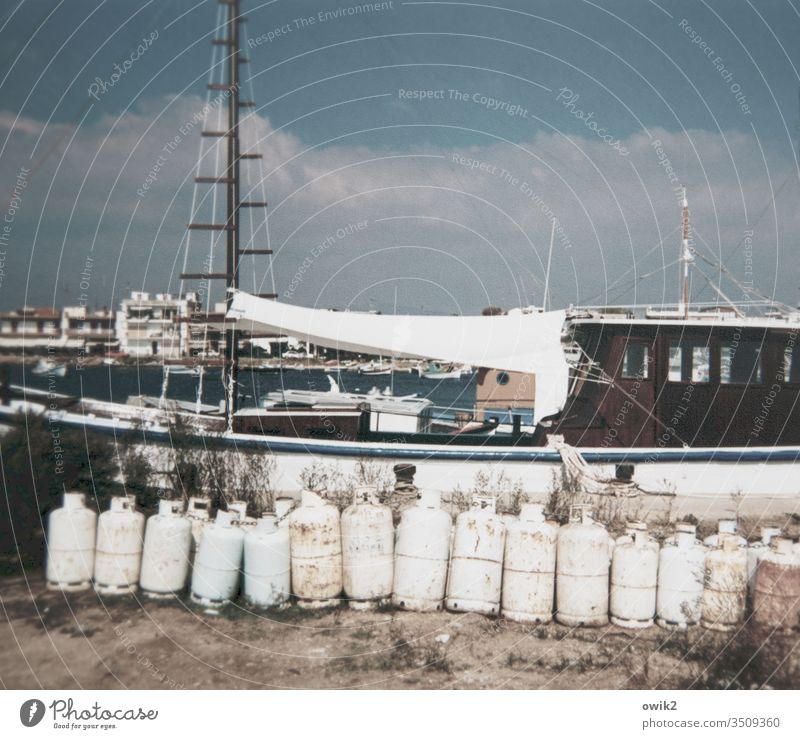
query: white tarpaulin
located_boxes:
[227,291,570,423]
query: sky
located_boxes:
[0,0,798,315]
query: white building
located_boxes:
[0,307,63,350]
[61,306,117,354]
[116,292,200,358]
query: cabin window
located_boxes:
[621,344,649,379]
[720,341,762,384]
[782,344,800,383]
[668,342,710,382]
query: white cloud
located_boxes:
[1,96,796,314]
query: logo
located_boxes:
[20,699,45,727]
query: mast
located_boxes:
[181,0,275,430]
[678,186,694,319]
[225,0,241,426]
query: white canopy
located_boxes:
[227,291,570,423]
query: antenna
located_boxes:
[543,218,556,312]
[679,186,694,319]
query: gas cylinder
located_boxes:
[445,496,506,616]
[191,509,245,611]
[555,506,613,627]
[501,503,558,623]
[93,496,145,595]
[753,538,800,630]
[243,514,290,608]
[656,523,706,629]
[139,499,193,598]
[701,535,748,631]
[392,489,451,611]
[46,491,97,592]
[746,527,783,594]
[228,500,257,528]
[341,487,394,609]
[186,496,211,559]
[703,519,746,548]
[289,489,343,608]
[610,526,659,628]
[616,520,647,545]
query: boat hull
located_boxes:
[2,402,797,519]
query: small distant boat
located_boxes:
[417,361,463,380]
[32,359,67,377]
[359,359,393,376]
[164,365,202,376]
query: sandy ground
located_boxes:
[1,575,798,690]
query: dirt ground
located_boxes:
[1,575,798,690]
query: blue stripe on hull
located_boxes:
[207,432,800,464]
[18,411,800,464]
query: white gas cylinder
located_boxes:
[746,527,783,594]
[610,526,659,628]
[191,509,245,611]
[46,492,97,592]
[392,489,451,611]
[555,506,613,627]
[289,489,343,608]
[445,497,506,616]
[501,503,558,623]
[139,499,193,598]
[700,535,748,631]
[341,488,394,609]
[656,523,706,629]
[93,496,145,595]
[243,514,290,608]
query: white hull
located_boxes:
[242,436,798,520]
[2,398,797,519]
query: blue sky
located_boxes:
[0,0,798,314]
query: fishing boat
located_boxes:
[358,359,393,376]
[2,1,798,520]
[417,361,464,380]
[163,364,202,376]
